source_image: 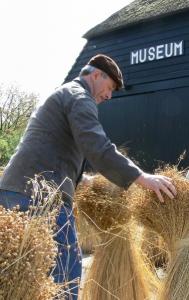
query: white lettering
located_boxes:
[148,47,156,61]
[156,45,164,60]
[130,40,184,65]
[139,49,147,63]
[165,43,173,57]
[131,51,139,64]
[174,40,184,56]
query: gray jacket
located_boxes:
[0,77,142,205]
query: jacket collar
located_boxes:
[73,77,92,95]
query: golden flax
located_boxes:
[128,166,189,300]
[76,175,153,300]
[0,176,66,300]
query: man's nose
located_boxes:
[106,91,112,100]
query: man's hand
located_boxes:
[135,172,177,202]
[81,173,95,186]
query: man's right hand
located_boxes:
[135,172,177,202]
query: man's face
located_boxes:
[92,71,116,104]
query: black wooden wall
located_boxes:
[65,10,189,171]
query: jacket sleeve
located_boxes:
[66,92,142,189]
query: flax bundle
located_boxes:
[75,175,130,231]
[128,167,189,300]
[75,175,153,300]
[0,207,59,300]
[0,176,65,300]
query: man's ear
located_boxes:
[93,69,101,80]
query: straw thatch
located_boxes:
[84,0,189,39]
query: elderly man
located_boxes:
[0,54,176,299]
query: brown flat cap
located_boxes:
[88,54,124,90]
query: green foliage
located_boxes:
[0,138,9,165]
[0,129,23,166]
[0,83,38,166]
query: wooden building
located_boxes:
[64,0,189,171]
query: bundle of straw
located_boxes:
[75,174,130,231]
[128,166,189,300]
[82,226,154,300]
[75,175,153,300]
[0,176,66,300]
[0,206,59,300]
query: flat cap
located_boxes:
[88,54,124,90]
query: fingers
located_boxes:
[159,182,175,199]
[155,189,164,203]
[155,177,177,202]
[135,172,177,202]
[163,180,177,197]
[159,176,177,197]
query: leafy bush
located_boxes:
[0,83,38,166]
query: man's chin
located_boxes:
[97,98,105,104]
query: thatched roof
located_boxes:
[84,0,189,39]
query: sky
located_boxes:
[0,0,134,100]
